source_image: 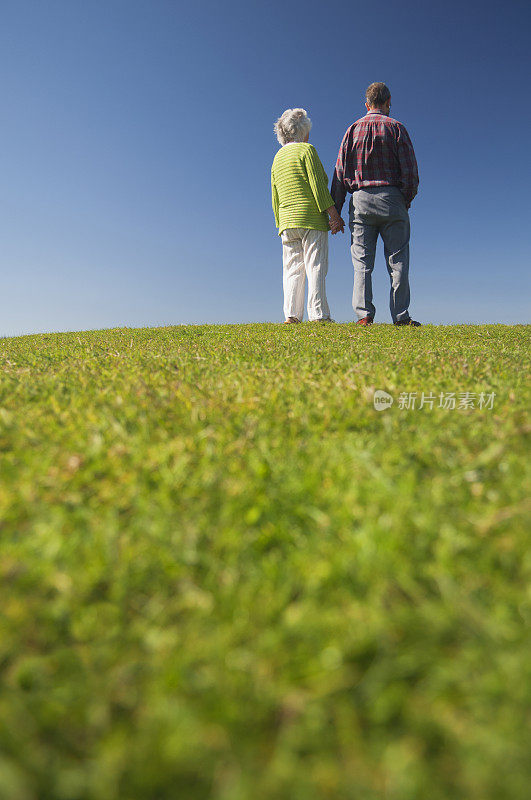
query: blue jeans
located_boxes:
[349,186,411,322]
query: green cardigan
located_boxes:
[271,142,334,235]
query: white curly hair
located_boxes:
[274,108,312,145]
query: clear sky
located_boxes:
[1,0,530,336]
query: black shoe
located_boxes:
[394,318,421,327]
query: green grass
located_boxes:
[0,322,529,800]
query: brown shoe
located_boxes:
[394,318,421,327]
[284,316,300,324]
[356,316,373,326]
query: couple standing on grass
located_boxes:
[271,82,421,326]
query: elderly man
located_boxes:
[331,82,421,326]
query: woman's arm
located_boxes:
[305,146,344,233]
[271,168,280,229]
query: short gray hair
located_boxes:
[366,82,391,108]
[274,108,312,145]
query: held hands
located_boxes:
[330,217,345,234]
[327,206,345,235]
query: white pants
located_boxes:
[281,228,330,321]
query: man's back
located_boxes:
[331,110,419,212]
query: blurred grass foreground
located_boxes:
[0,322,530,800]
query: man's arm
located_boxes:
[396,124,419,206]
[330,129,349,214]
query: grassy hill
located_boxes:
[0,323,529,800]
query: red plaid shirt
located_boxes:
[331,110,419,212]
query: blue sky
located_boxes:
[1,0,529,336]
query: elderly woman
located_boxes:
[271,108,344,323]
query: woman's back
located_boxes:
[271,142,331,234]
